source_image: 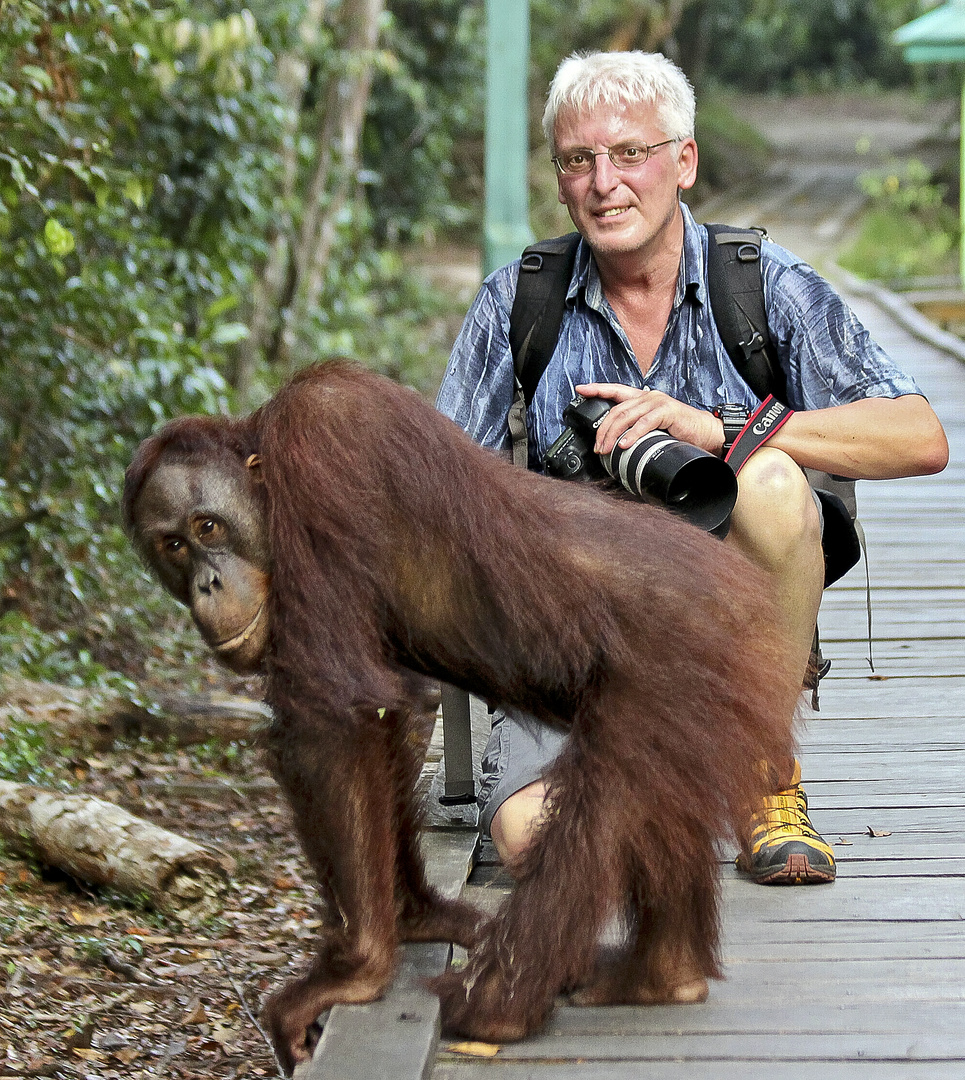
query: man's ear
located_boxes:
[676,137,698,192]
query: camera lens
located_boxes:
[543,395,737,536]
[604,431,737,536]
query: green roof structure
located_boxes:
[895,0,965,63]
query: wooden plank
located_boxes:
[822,592,965,609]
[709,958,965,998]
[434,1065,965,1079]
[722,935,965,960]
[802,839,965,860]
[822,641,964,662]
[303,828,479,1080]
[821,595,965,614]
[721,921,965,947]
[304,943,447,1080]
[716,840,965,864]
[824,564,964,587]
[801,711,965,733]
[824,660,965,678]
[720,836,965,861]
[544,999,965,1037]
[422,828,483,900]
[806,778,965,797]
[819,616,965,640]
[475,1032,965,1062]
[810,694,965,720]
[805,791,965,808]
[818,637,965,657]
[828,862,965,877]
[800,746,965,764]
[717,876,965,920]
[822,585,965,603]
[811,804,965,826]
[799,749,965,775]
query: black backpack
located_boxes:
[508,226,784,453]
[506,225,860,588]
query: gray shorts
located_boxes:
[477,488,828,835]
[477,706,568,836]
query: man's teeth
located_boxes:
[601,207,626,217]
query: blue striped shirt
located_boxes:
[436,203,922,468]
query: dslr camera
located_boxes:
[543,394,737,536]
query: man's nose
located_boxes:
[590,152,621,191]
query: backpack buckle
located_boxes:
[739,329,765,357]
[520,252,544,272]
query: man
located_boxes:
[436,50,948,885]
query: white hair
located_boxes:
[542,51,696,151]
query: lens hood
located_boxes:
[604,431,737,536]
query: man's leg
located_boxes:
[479,710,565,876]
[490,447,834,883]
[725,446,836,884]
[725,446,825,685]
[491,780,550,872]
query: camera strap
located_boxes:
[723,395,794,475]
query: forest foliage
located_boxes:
[0,0,941,687]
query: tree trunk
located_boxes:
[275,0,385,372]
[234,0,330,405]
[0,780,234,924]
[1,676,269,748]
[607,0,698,54]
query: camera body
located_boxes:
[543,395,738,536]
[542,395,612,483]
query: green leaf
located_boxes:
[210,321,249,345]
[124,176,146,208]
[43,217,75,256]
[20,65,54,93]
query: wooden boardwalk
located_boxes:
[428,281,965,1077]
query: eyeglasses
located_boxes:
[552,139,678,176]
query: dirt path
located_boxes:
[695,91,956,269]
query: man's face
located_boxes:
[554,100,697,263]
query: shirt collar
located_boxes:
[679,201,705,306]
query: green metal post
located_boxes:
[960,79,965,285]
[484,0,534,276]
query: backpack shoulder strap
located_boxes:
[508,232,582,406]
[704,223,788,406]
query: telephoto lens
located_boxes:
[602,429,737,536]
[545,395,738,536]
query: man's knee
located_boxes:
[489,780,548,871]
[729,448,822,570]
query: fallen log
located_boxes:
[104,692,272,746]
[0,676,270,747]
[0,780,234,923]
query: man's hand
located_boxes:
[576,383,724,457]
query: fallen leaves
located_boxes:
[0,730,311,1078]
[446,1040,501,1058]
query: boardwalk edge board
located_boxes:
[299,828,479,1080]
